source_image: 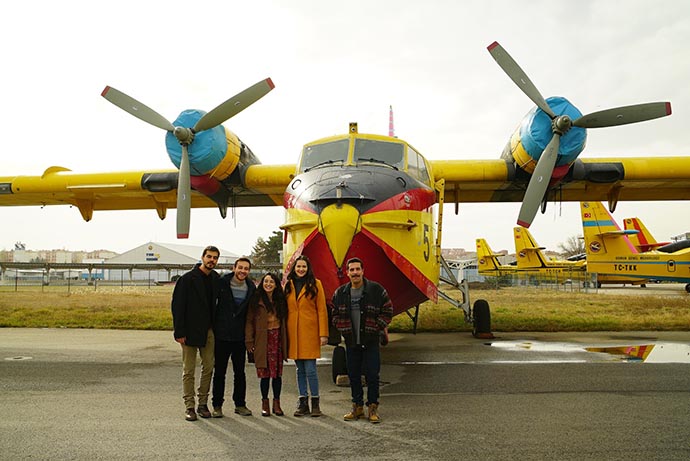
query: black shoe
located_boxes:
[185,408,197,421]
[197,405,211,418]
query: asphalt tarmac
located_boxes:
[1,328,689,461]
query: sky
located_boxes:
[2,0,690,256]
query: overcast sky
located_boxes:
[2,0,689,256]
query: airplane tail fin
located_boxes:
[581,202,639,261]
[623,217,669,251]
[476,238,509,273]
[513,226,548,268]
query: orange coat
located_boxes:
[285,279,328,359]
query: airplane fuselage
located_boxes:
[280,127,440,315]
[582,201,690,285]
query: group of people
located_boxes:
[171,246,393,424]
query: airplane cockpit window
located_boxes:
[416,152,431,184]
[353,140,405,170]
[300,139,349,172]
[407,147,431,186]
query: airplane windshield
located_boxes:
[353,139,404,170]
[300,139,349,172]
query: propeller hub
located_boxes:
[174,126,195,146]
[552,115,572,136]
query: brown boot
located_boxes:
[293,396,310,417]
[310,397,322,417]
[261,399,270,417]
[272,399,284,416]
[343,403,364,421]
[367,403,380,424]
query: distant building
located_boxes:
[104,242,240,282]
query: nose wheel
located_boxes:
[332,345,348,384]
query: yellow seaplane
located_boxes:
[2,42,690,343]
[581,202,690,293]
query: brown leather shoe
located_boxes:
[343,404,364,421]
[261,399,270,417]
[273,399,284,416]
[197,405,211,418]
[293,397,310,417]
[185,408,197,421]
[367,403,381,424]
[310,397,322,417]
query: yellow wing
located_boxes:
[0,164,295,221]
[432,157,690,205]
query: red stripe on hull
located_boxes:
[296,230,432,317]
[360,228,438,302]
[367,187,436,213]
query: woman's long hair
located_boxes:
[250,272,287,320]
[284,254,318,299]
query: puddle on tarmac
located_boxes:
[488,341,690,363]
[585,343,690,363]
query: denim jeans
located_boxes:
[212,340,247,408]
[295,359,319,398]
[346,343,380,406]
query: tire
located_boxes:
[472,299,491,337]
[685,283,690,294]
[332,346,347,384]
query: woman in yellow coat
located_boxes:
[284,255,328,417]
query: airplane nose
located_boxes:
[318,203,361,268]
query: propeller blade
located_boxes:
[176,146,191,239]
[193,78,275,132]
[573,102,672,128]
[101,86,175,131]
[487,42,556,119]
[517,134,561,228]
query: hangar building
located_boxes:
[104,242,240,282]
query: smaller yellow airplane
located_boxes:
[581,202,690,293]
[513,226,648,288]
[477,232,585,284]
[513,226,585,273]
[475,238,518,276]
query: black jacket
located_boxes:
[171,264,219,347]
[214,272,256,342]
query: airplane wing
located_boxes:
[5,155,690,221]
[0,164,295,220]
[432,157,690,204]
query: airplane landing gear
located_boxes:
[472,299,494,339]
[332,345,347,384]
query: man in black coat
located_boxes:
[171,245,220,422]
[211,257,256,417]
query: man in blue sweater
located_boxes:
[211,257,255,417]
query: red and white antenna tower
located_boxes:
[388,105,395,138]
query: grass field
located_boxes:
[1,284,688,332]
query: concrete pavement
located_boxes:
[1,328,689,460]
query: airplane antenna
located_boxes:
[388,105,395,138]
